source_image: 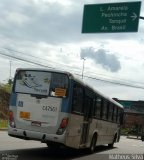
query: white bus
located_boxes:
[8,68,124,153]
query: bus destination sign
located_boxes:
[82,1,141,33]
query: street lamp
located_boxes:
[9,60,11,80]
[9,60,13,85]
[82,58,86,79]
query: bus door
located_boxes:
[80,94,93,145]
[66,83,84,148]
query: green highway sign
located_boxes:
[82,1,141,33]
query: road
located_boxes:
[0,131,144,160]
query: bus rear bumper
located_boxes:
[8,127,66,144]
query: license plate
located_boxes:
[31,121,41,127]
[20,111,30,119]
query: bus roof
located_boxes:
[16,68,123,109]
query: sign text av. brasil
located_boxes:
[82,1,141,33]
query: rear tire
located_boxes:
[108,142,114,148]
[88,134,97,154]
[46,142,60,149]
[141,135,144,141]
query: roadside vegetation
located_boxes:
[0,80,12,129]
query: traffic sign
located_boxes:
[82,1,141,33]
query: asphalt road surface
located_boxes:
[0,131,144,160]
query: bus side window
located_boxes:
[118,109,124,125]
[106,102,110,120]
[95,96,101,119]
[108,104,113,121]
[93,98,96,117]
[112,105,114,122]
[100,99,104,118]
[84,96,93,120]
[83,88,94,119]
[102,100,108,120]
[116,108,118,123]
[117,108,120,124]
[72,83,84,114]
[113,106,117,122]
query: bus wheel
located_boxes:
[108,134,117,148]
[141,135,144,141]
[108,142,114,148]
[89,134,97,154]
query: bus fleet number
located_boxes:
[42,106,57,112]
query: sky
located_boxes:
[0,0,144,101]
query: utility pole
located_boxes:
[9,60,11,80]
[9,60,12,85]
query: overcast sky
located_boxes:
[0,0,144,101]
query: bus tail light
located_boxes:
[9,111,15,128]
[56,117,69,135]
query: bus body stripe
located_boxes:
[61,99,70,113]
[10,93,17,106]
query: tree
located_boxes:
[0,82,11,119]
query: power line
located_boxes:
[3,47,144,85]
[4,47,53,64]
[1,47,84,74]
[0,51,55,69]
[84,70,144,86]
[75,73,144,90]
[0,49,144,90]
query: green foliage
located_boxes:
[0,120,8,129]
[0,84,11,103]
[1,79,12,93]
[121,128,130,135]
[1,83,12,94]
[0,82,11,121]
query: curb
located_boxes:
[0,128,8,131]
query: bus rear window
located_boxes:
[49,73,69,97]
[14,70,69,97]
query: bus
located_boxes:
[8,68,124,153]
